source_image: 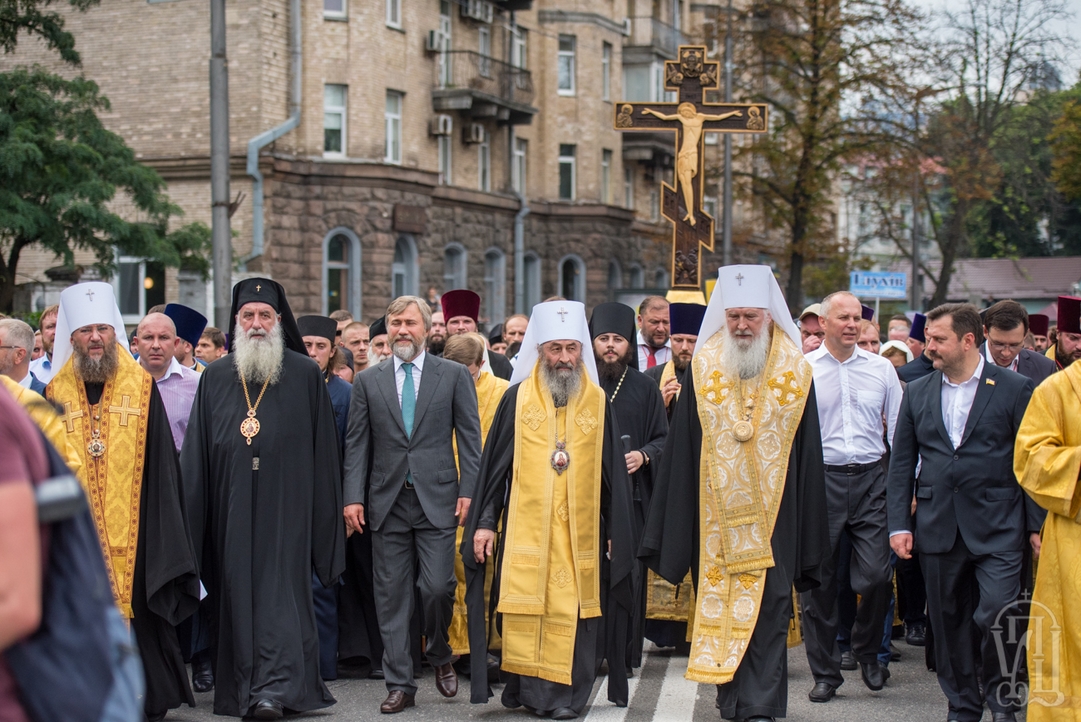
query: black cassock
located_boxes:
[180,351,346,716]
[640,373,830,721]
[85,381,201,718]
[599,367,667,670]
[461,382,637,710]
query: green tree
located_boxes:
[1051,84,1081,203]
[0,67,209,312]
[0,0,100,66]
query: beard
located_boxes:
[233,320,284,384]
[596,346,634,384]
[1056,343,1079,368]
[720,324,771,380]
[392,335,423,362]
[427,335,446,356]
[540,354,584,408]
[74,342,119,384]
[673,351,693,372]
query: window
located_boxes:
[601,149,612,204]
[523,252,542,313]
[384,90,402,163]
[324,84,346,156]
[437,1,452,87]
[558,255,585,302]
[478,129,491,192]
[114,258,165,324]
[655,267,670,288]
[650,187,660,221]
[705,131,719,146]
[484,248,506,325]
[703,195,717,221]
[324,0,346,19]
[478,26,491,77]
[438,135,452,185]
[392,235,419,298]
[608,259,622,290]
[629,264,644,288]
[385,0,400,27]
[557,35,576,96]
[322,228,362,317]
[601,42,612,101]
[444,243,467,290]
[512,27,528,69]
[512,138,527,195]
[624,166,634,209]
[558,144,576,200]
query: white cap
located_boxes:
[509,300,599,386]
[52,282,130,373]
[695,265,801,354]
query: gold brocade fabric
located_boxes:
[498,367,605,685]
[1,376,82,478]
[687,328,811,684]
[1014,361,1081,719]
[47,352,152,619]
[449,371,508,655]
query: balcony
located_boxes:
[622,131,675,167]
[625,16,685,59]
[432,51,537,125]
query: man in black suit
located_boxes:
[887,303,1034,722]
[897,312,935,382]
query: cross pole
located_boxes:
[614,46,768,291]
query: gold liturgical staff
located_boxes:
[614,46,768,290]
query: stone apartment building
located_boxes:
[7,0,782,325]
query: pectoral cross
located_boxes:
[614,46,768,290]
[108,395,142,426]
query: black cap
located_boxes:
[590,302,639,367]
[164,303,209,347]
[369,316,387,338]
[488,323,504,345]
[339,347,354,369]
[669,303,706,337]
[297,315,337,344]
[228,277,304,353]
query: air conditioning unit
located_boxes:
[430,114,454,137]
[461,0,494,23]
[425,30,442,53]
[464,123,485,144]
[622,17,632,36]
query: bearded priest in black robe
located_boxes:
[589,302,668,673]
[641,266,830,722]
[181,279,346,719]
[462,300,637,718]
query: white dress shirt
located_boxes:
[806,344,903,465]
[29,354,55,384]
[941,356,984,448]
[16,371,32,389]
[636,331,672,372]
[393,350,425,407]
[983,343,1018,372]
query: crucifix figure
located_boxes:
[614,46,768,290]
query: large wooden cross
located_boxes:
[614,46,768,290]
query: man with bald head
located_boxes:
[341,321,371,372]
[136,312,201,453]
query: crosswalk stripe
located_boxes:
[651,649,700,722]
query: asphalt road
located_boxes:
[163,638,1027,721]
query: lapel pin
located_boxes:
[986,378,995,386]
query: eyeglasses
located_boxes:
[988,341,1024,352]
[0,345,18,350]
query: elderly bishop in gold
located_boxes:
[46,282,200,722]
[641,266,830,721]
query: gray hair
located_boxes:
[819,291,860,320]
[386,295,432,331]
[0,318,35,352]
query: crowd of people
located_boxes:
[1,265,1079,722]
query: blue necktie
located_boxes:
[401,362,415,439]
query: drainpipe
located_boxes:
[242,0,301,270]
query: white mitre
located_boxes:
[52,281,131,373]
[509,300,599,386]
[695,265,801,354]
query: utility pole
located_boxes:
[722,0,734,267]
[210,0,232,330]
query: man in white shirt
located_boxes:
[28,304,58,384]
[801,291,902,703]
[636,296,671,371]
[0,319,46,394]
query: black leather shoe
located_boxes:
[860,661,886,691]
[379,691,416,714]
[368,667,385,680]
[147,713,166,722]
[840,650,858,670]
[890,643,902,662]
[906,622,927,646]
[808,682,837,702]
[192,658,214,693]
[991,713,1018,722]
[248,698,283,720]
[551,708,578,720]
[746,718,776,722]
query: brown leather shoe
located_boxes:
[379,690,415,714]
[434,662,458,698]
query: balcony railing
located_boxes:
[626,16,685,57]
[435,50,535,109]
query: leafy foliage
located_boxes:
[0,0,100,66]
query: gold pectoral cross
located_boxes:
[614,46,769,290]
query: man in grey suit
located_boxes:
[343,295,483,714]
[887,303,1034,722]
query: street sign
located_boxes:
[850,271,907,300]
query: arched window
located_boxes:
[322,228,361,317]
[654,266,670,289]
[392,235,419,299]
[484,248,506,326]
[629,263,644,288]
[607,259,622,291]
[443,243,468,291]
[558,254,586,302]
[523,252,542,314]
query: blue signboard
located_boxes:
[849,271,908,300]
